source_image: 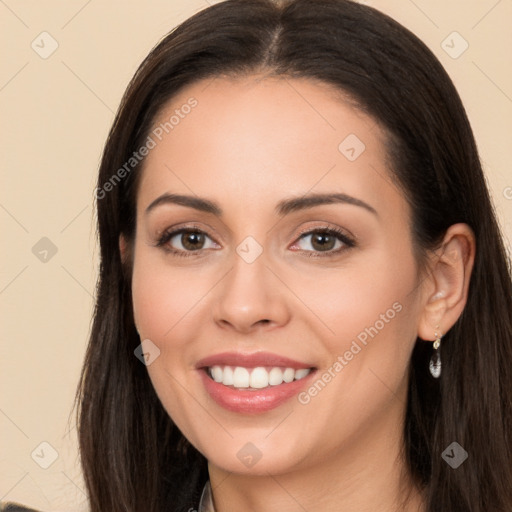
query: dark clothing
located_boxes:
[0,503,41,512]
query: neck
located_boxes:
[207,394,425,512]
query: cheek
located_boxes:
[288,254,420,443]
[130,250,212,435]
[295,247,419,348]
[131,251,209,342]
[293,247,421,418]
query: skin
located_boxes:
[123,76,475,512]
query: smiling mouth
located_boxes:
[205,365,314,390]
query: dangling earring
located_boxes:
[429,327,442,378]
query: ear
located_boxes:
[119,234,133,270]
[119,234,138,334]
[119,234,128,263]
[417,223,476,341]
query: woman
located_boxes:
[75,0,512,511]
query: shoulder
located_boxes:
[0,503,42,512]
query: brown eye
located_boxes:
[297,231,343,252]
[180,231,205,250]
[161,229,219,253]
[291,229,354,255]
[310,232,337,251]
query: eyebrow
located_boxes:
[145,193,222,215]
[145,192,377,217]
[276,193,378,216]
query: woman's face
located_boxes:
[130,76,427,476]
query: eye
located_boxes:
[158,228,219,253]
[290,228,354,254]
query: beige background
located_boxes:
[1,0,511,509]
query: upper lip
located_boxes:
[196,351,315,370]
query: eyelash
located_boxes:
[155,225,356,258]
[293,226,355,258]
[155,225,212,258]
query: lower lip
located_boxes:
[198,368,316,414]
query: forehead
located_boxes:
[137,76,404,219]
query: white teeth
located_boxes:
[232,367,250,388]
[283,368,295,383]
[211,365,223,383]
[207,365,312,389]
[295,368,310,380]
[268,367,284,386]
[250,367,269,389]
[223,366,234,385]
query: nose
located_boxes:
[212,253,291,334]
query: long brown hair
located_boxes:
[76,1,512,510]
